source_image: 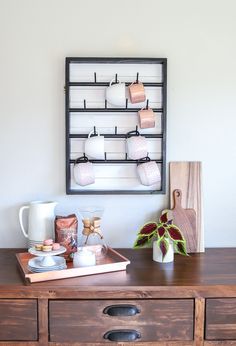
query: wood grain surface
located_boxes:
[49,299,194,342]
[206,298,236,340]
[49,342,194,346]
[0,299,38,341]
[170,189,197,253]
[1,249,236,345]
[194,298,205,346]
[2,248,236,292]
[169,161,204,252]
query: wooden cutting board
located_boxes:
[169,161,204,252]
[170,189,197,253]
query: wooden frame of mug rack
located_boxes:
[65,57,167,194]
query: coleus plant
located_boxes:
[134,210,188,261]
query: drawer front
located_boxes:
[49,299,194,343]
[0,299,38,341]
[206,298,236,340]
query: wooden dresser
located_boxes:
[1,248,236,346]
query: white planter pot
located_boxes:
[153,239,174,263]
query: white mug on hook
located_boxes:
[137,159,161,186]
[126,130,148,160]
[106,78,126,107]
[74,156,95,186]
[84,130,105,160]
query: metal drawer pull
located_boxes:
[103,304,140,316]
[104,329,141,342]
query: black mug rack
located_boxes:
[72,152,162,165]
[65,57,167,195]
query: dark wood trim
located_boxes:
[195,298,205,346]
[38,299,48,346]
[49,342,194,346]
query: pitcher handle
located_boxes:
[19,206,29,238]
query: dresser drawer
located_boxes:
[206,298,236,340]
[49,299,194,342]
[0,299,38,341]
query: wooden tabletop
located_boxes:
[1,248,236,290]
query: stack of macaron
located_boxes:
[35,239,61,252]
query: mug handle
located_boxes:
[109,78,120,86]
[126,129,140,138]
[74,155,89,165]
[129,81,141,87]
[19,206,29,238]
[137,156,151,165]
[88,130,100,138]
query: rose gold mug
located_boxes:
[138,108,155,129]
[129,82,146,104]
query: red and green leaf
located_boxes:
[134,236,150,248]
[157,225,166,238]
[174,241,188,256]
[159,210,173,224]
[159,211,168,223]
[139,222,157,235]
[167,226,185,242]
[157,237,169,260]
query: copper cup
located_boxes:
[138,108,155,129]
[129,82,146,104]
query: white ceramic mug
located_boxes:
[137,160,161,186]
[74,156,95,186]
[106,79,126,107]
[84,131,105,159]
[126,131,148,160]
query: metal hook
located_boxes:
[115,126,117,135]
[137,155,151,165]
[146,99,149,109]
[136,72,139,84]
[93,126,97,135]
[94,72,97,83]
[126,98,128,109]
[105,152,107,161]
[115,73,118,83]
[126,129,140,138]
[84,99,87,109]
[105,99,107,109]
[74,154,89,165]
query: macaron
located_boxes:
[52,243,60,251]
[43,239,53,246]
[35,244,43,251]
[42,245,52,252]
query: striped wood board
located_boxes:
[169,161,204,252]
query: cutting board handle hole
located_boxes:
[175,190,181,197]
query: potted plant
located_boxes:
[134,210,188,263]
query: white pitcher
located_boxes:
[19,201,57,248]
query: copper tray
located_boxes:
[16,247,130,284]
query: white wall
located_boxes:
[0,0,236,248]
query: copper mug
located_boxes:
[138,108,155,129]
[129,82,146,104]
